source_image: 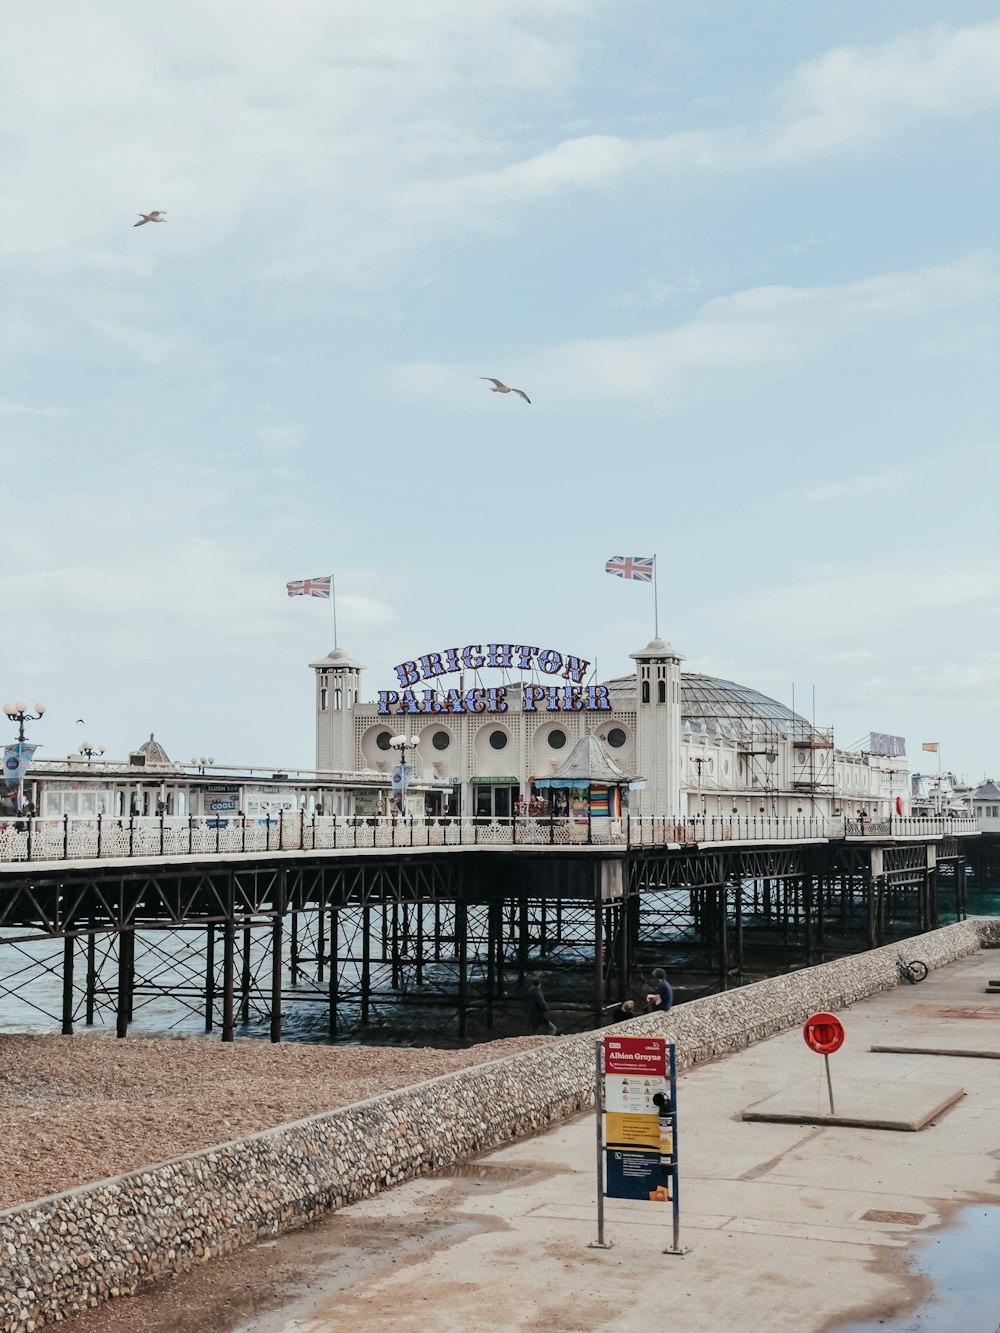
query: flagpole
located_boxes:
[653,554,660,639]
[331,575,338,650]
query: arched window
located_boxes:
[334,688,342,709]
[320,688,328,711]
[657,680,666,704]
[641,681,650,704]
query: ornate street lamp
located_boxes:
[78,742,105,763]
[3,699,46,744]
[388,733,419,814]
[190,756,215,775]
[2,699,45,816]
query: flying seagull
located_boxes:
[134,211,166,227]
[76,719,85,724]
[479,377,530,404]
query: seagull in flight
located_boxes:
[134,211,166,227]
[76,719,85,724]
[479,377,530,404]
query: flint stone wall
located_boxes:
[2,917,998,1330]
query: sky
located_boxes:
[1,1,998,779]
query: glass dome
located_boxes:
[603,672,819,743]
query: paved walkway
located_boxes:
[70,949,1000,1333]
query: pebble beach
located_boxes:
[0,1031,553,1211]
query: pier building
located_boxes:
[312,636,911,822]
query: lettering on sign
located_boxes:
[379,642,611,716]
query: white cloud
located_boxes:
[394,20,1000,230]
[387,253,1000,412]
[0,0,602,278]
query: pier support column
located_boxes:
[85,926,96,1027]
[204,923,216,1032]
[485,900,500,1029]
[803,875,814,967]
[733,881,744,976]
[328,907,339,1037]
[115,929,133,1039]
[61,933,74,1036]
[222,925,235,1044]
[270,868,285,1044]
[360,903,371,1026]
[240,922,252,1025]
[593,868,605,1028]
[717,887,729,984]
[456,893,468,1041]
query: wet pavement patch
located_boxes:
[838,1204,1000,1332]
[861,1210,927,1226]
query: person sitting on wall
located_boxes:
[613,998,638,1023]
[646,968,674,1013]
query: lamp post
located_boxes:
[691,754,712,815]
[388,734,419,816]
[191,756,215,775]
[78,743,105,763]
[2,698,45,815]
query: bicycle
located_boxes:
[897,955,929,984]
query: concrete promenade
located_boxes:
[70,945,1000,1333]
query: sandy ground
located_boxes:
[0,1031,552,1210]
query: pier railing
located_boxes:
[0,812,980,865]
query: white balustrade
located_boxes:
[0,811,981,866]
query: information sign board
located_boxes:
[603,1035,667,1076]
[604,1111,662,1152]
[604,1073,667,1115]
[605,1150,671,1202]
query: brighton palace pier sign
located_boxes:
[378,643,612,716]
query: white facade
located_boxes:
[312,637,911,820]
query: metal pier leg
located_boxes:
[734,881,744,976]
[803,875,813,966]
[456,893,468,1041]
[222,917,235,1044]
[617,898,630,997]
[718,887,729,984]
[61,933,74,1036]
[85,927,96,1027]
[486,900,499,1029]
[317,908,326,985]
[517,897,529,987]
[290,908,299,985]
[270,871,285,1043]
[415,900,424,987]
[116,929,131,1039]
[361,904,371,1026]
[240,923,252,1024]
[391,902,401,988]
[204,923,216,1032]
[593,870,605,1029]
[328,907,339,1037]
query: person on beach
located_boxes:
[526,979,556,1035]
[646,968,673,1013]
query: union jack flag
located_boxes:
[605,555,654,582]
[286,575,332,599]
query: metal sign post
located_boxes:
[803,1012,845,1115]
[591,1035,686,1256]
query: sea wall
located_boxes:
[2,918,997,1331]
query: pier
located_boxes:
[0,814,978,1043]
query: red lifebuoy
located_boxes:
[895,795,904,816]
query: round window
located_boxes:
[607,728,627,749]
[488,729,509,751]
[432,730,451,751]
[548,729,567,750]
[376,731,392,751]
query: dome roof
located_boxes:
[309,647,364,670]
[602,671,817,742]
[133,733,173,766]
